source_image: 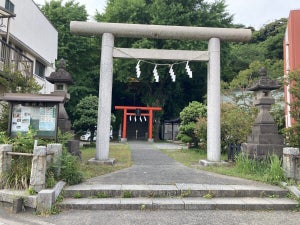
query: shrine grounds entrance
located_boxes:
[70,21,251,165]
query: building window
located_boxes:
[5,0,14,13]
[35,60,45,78]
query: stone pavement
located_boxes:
[85,141,273,186]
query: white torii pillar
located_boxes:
[70,22,251,165]
[206,38,221,162]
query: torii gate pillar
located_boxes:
[89,33,115,164]
[206,38,221,162]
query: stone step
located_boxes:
[59,197,298,211]
[63,184,289,198]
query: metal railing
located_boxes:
[0,39,33,76]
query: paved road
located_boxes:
[1,207,300,225]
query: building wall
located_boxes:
[284,10,300,127]
[0,0,58,94]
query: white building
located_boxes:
[0,0,57,94]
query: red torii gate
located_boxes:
[115,106,162,141]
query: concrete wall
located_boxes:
[284,10,300,127]
[0,0,58,94]
[0,0,58,64]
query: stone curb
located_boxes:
[281,182,300,199]
[0,181,66,212]
[0,189,37,209]
[63,184,288,198]
[59,197,298,211]
[37,181,66,212]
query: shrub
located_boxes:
[194,103,255,152]
[0,131,10,144]
[194,117,207,149]
[59,149,83,185]
[177,101,206,147]
[221,103,255,150]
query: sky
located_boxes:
[34,0,300,29]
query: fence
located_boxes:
[0,143,62,192]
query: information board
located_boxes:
[11,104,57,138]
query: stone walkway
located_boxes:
[85,141,274,187]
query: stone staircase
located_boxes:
[59,183,298,210]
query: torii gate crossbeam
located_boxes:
[70,22,251,165]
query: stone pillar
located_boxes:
[94,33,114,162]
[0,144,12,176]
[283,147,300,179]
[47,144,62,176]
[206,38,221,162]
[67,140,81,158]
[30,146,47,192]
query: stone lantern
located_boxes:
[242,68,284,159]
[46,59,73,132]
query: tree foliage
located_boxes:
[177,101,206,146]
[73,95,116,143]
[41,0,100,121]
[225,18,286,84]
[194,103,256,152]
[73,95,98,142]
[220,103,255,148]
[0,67,41,94]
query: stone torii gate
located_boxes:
[70,22,251,165]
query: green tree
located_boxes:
[225,18,287,83]
[177,101,206,147]
[251,18,287,60]
[73,95,98,143]
[0,67,41,94]
[41,0,100,121]
[73,95,116,143]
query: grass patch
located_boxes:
[161,148,205,166]
[80,143,131,180]
[161,148,227,166]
